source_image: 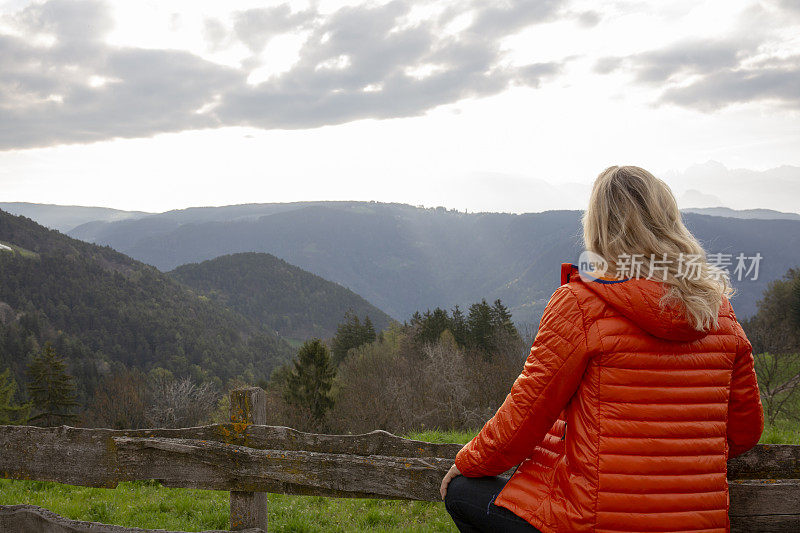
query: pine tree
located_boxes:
[26,342,79,426]
[490,299,517,337]
[467,299,495,356]
[0,368,30,425]
[332,311,361,365]
[332,311,377,365]
[363,315,376,344]
[283,339,336,423]
[417,307,450,344]
[449,305,469,347]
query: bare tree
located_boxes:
[328,332,416,434]
[415,339,471,428]
[754,352,800,425]
[145,375,219,428]
[83,369,150,429]
[518,321,539,351]
[328,325,528,435]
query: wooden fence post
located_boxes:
[229,387,268,531]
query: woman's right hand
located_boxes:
[440,463,461,500]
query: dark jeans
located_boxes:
[444,475,542,533]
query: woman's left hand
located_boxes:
[440,463,461,500]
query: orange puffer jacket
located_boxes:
[454,262,764,533]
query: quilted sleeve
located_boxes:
[727,319,764,458]
[454,285,591,477]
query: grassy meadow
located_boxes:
[0,424,796,532]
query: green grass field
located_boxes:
[0,424,795,532]
[0,480,457,532]
[758,418,800,444]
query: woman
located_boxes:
[440,165,764,533]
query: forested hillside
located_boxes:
[66,202,800,323]
[0,210,293,406]
[169,252,394,340]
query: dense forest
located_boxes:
[0,209,293,408]
[169,252,393,340]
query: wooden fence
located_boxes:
[0,387,798,532]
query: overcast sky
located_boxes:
[1,0,799,213]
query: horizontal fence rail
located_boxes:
[0,423,458,500]
[0,424,798,497]
[3,423,797,497]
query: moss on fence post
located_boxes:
[229,387,267,531]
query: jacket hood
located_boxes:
[560,263,721,342]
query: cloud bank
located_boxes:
[1,0,798,150]
[595,1,800,112]
[0,0,571,150]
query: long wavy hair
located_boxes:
[582,165,736,332]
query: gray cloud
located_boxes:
[217,0,568,129]
[0,47,242,148]
[202,17,229,53]
[576,10,602,27]
[658,56,800,111]
[594,14,800,113]
[0,0,578,150]
[514,62,564,87]
[593,56,622,75]
[0,0,242,149]
[779,0,800,14]
[596,39,746,84]
[11,0,113,44]
[232,5,316,53]
[467,0,563,35]
[588,0,800,112]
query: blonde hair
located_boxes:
[581,165,736,332]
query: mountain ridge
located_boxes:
[50,202,800,324]
[0,202,151,233]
